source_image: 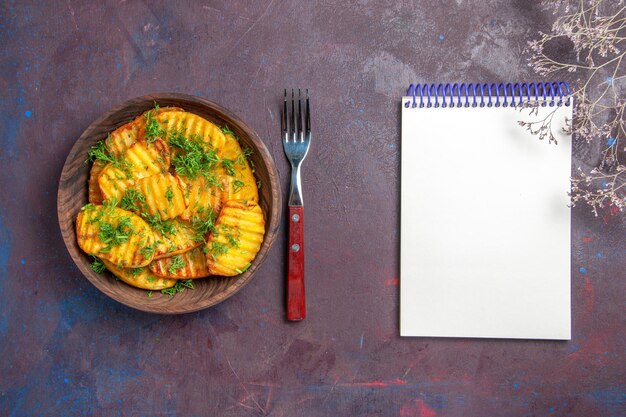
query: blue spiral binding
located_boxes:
[405,82,571,109]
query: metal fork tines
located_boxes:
[282,88,310,321]
[282,89,311,206]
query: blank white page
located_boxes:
[400,99,571,340]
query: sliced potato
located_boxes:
[151,218,201,259]
[155,110,227,155]
[205,201,265,276]
[179,175,223,221]
[106,106,184,157]
[76,205,155,267]
[88,160,106,204]
[136,173,186,220]
[98,139,170,201]
[101,260,176,290]
[217,133,258,203]
[106,118,142,158]
[149,247,210,279]
[219,171,258,204]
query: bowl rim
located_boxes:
[57,93,282,314]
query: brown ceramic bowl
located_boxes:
[57,94,281,314]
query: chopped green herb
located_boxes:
[144,103,165,144]
[221,159,236,176]
[209,241,230,260]
[233,179,245,193]
[103,198,119,212]
[191,212,216,243]
[90,257,106,273]
[256,179,262,189]
[140,242,156,259]
[142,213,177,236]
[121,189,146,212]
[86,138,117,165]
[165,186,174,203]
[168,255,186,274]
[221,125,235,136]
[236,147,253,165]
[161,279,194,296]
[98,216,134,249]
[169,131,219,179]
[147,291,153,298]
[130,267,143,279]
[86,138,133,174]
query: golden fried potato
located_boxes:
[155,110,227,154]
[76,205,155,268]
[98,139,170,201]
[149,247,210,279]
[205,201,265,276]
[151,218,202,259]
[216,133,258,203]
[88,160,106,204]
[106,106,184,157]
[179,175,223,221]
[136,173,186,220]
[101,260,176,290]
[106,119,142,158]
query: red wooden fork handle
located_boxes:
[287,205,305,321]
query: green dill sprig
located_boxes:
[169,131,219,179]
[233,179,245,193]
[207,241,230,260]
[141,213,177,236]
[121,189,146,212]
[140,242,156,259]
[168,255,186,274]
[165,186,174,203]
[235,147,253,165]
[190,212,216,243]
[234,263,252,274]
[98,216,134,251]
[90,257,106,273]
[86,138,133,175]
[144,103,165,144]
[161,279,194,296]
[86,139,117,165]
[221,159,236,176]
[221,125,235,136]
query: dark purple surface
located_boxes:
[1,1,624,416]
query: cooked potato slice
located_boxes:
[149,247,210,279]
[151,218,201,259]
[101,260,176,290]
[98,173,135,202]
[155,110,227,154]
[136,173,186,220]
[98,139,170,201]
[76,205,155,268]
[88,160,106,204]
[179,175,223,220]
[106,119,142,158]
[219,172,258,204]
[216,133,258,203]
[205,201,265,276]
[106,106,184,157]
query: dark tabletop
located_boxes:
[1,1,624,416]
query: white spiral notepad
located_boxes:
[400,83,572,340]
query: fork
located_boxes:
[282,89,311,321]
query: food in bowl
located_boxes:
[77,104,265,296]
